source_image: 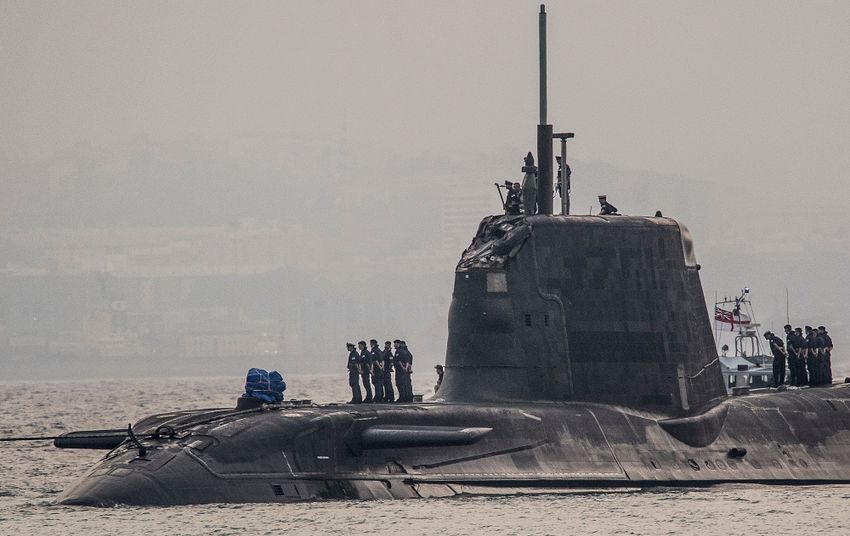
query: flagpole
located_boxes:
[714,290,719,349]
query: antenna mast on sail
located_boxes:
[539,5,575,216]
[537,5,553,215]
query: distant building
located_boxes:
[438,186,500,249]
[181,329,280,359]
[1,220,293,278]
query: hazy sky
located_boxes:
[2,1,849,373]
[3,1,847,176]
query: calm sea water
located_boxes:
[2,374,850,536]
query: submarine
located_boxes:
[57,6,850,506]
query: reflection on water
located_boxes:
[2,375,850,536]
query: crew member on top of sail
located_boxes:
[597,195,619,216]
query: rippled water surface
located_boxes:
[2,375,850,535]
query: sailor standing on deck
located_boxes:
[764,331,787,388]
[805,327,821,386]
[394,339,414,402]
[358,341,373,403]
[784,325,800,386]
[382,340,395,403]
[369,339,385,402]
[820,326,834,384]
[402,341,414,402]
[393,340,404,401]
[346,343,362,404]
[434,364,444,393]
[813,327,828,386]
[794,327,809,386]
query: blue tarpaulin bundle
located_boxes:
[244,368,286,403]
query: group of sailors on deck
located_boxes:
[346,340,414,404]
[764,325,834,388]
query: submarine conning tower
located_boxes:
[439,6,725,416]
[439,214,728,417]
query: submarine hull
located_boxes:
[52,1,849,505]
[59,385,850,506]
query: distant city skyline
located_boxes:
[1,1,847,378]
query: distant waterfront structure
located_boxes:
[438,185,500,248]
[1,218,293,278]
[0,221,290,367]
[0,219,449,375]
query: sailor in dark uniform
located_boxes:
[392,340,405,401]
[813,327,827,386]
[598,195,619,216]
[805,326,820,386]
[346,343,362,404]
[556,156,571,199]
[358,340,373,403]
[403,341,415,401]
[521,152,537,216]
[394,339,414,402]
[504,182,522,215]
[369,339,384,402]
[784,325,799,386]
[820,326,833,384]
[434,364,444,393]
[764,331,787,388]
[794,327,809,386]
[382,340,395,403]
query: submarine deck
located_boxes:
[57,383,850,505]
